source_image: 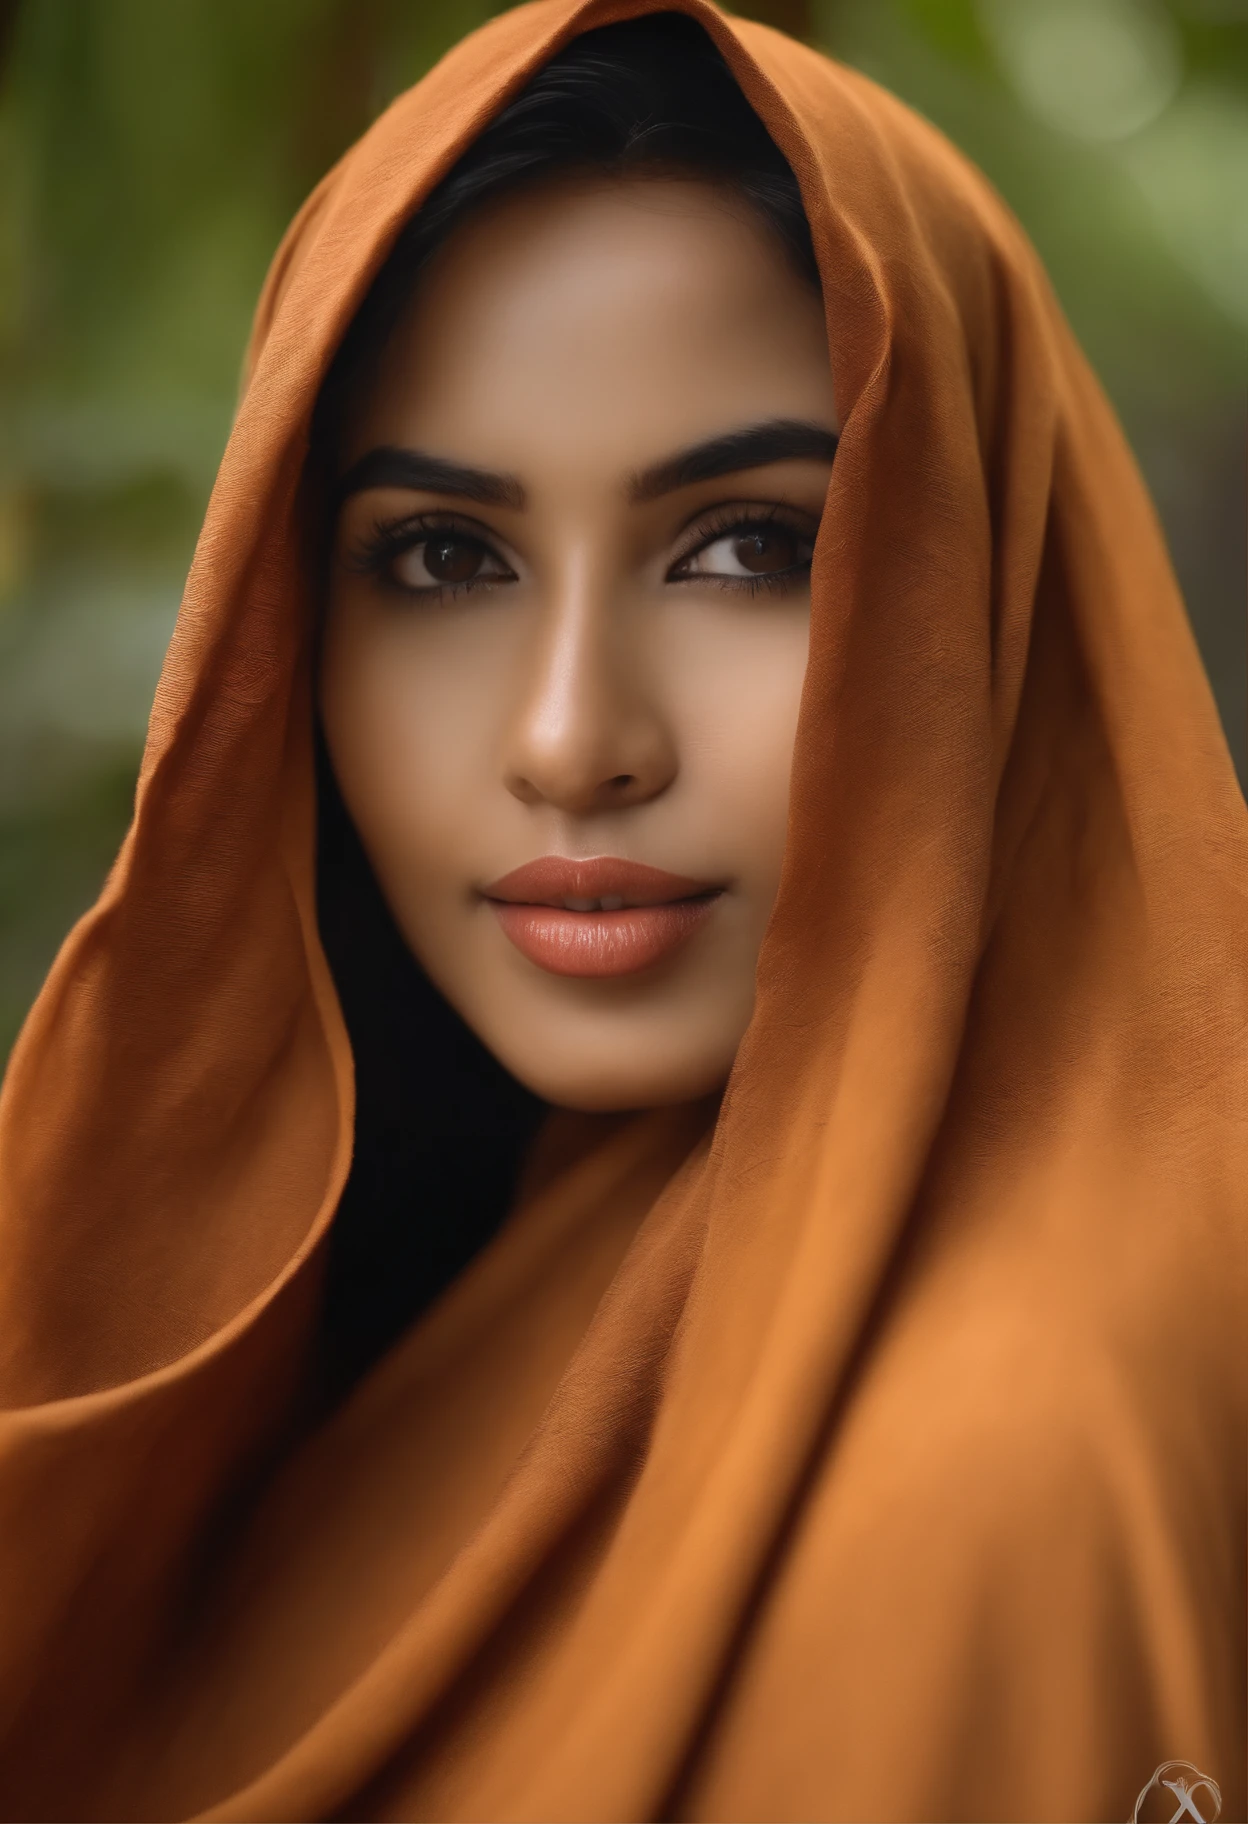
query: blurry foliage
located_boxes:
[0,0,1244,1057]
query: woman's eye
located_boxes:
[679,525,812,580]
[390,534,508,591]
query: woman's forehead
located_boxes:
[341,175,836,489]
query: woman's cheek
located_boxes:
[328,616,490,861]
[674,613,808,881]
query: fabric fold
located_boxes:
[0,3,1242,1818]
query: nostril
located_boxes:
[607,774,635,792]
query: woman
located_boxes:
[0,5,1242,1820]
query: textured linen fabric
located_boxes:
[0,2,1243,1818]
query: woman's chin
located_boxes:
[482,1030,738,1113]
[410,929,755,1112]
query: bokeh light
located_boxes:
[979,0,1182,143]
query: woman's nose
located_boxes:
[502,563,678,815]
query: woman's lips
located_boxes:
[482,857,722,978]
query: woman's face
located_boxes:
[321,176,836,1110]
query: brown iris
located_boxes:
[734,528,801,573]
[423,536,485,583]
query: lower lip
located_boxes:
[488,897,717,977]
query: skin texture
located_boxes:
[320,175,837,1109]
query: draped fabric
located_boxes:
[0,3,1243,1818]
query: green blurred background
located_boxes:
[0,0,1244,1058]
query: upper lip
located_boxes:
[482,857,721,909]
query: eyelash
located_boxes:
[666,502,816,595]
[345,512,507,601]
[346,503,817,600]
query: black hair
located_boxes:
[315,13,818,1398]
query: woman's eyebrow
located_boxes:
[334,445,526,510]
[630,419,840,502]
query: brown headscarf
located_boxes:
[0,3,1243,1818]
